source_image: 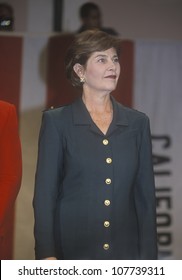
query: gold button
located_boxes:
[105,178,111,184]
[106,158,112,164]
[103,243,109,250]
[104,200,110,206]
[103,139,109,145]
[104,221,110,227]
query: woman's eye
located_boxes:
[113,57,119,63]
[98,58,106,63]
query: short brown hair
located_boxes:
[65,29,121,88]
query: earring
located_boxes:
[80,77,85,83]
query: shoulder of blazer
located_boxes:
[42,104,73,128]
[121,104,147,119]
[43,103,71,112]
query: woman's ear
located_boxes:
[73,63,84,78]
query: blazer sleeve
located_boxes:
[0,104,22,234]
[33,110,64,259]
[135,116,158,259]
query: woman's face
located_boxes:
[83,47,120,95]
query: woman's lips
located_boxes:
[105,75,117,79]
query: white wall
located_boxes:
[26,0,53,33]
[20,34,49,111]
[6,0,182,39]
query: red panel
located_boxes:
[46,34,80,108]
[0,35,22,113]
[112,40,134,107]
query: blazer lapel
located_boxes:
[107,96,129,136]
[71,96,129,136]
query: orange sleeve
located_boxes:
[0,103,22,233]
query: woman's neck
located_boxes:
[82,92,113,135]
[82,92,112,114]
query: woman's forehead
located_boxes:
[90,48,118,57]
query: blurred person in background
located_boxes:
[0,2,14,31]
[77,2,118,36]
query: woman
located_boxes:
[0,100,22,259]
[33,30,157,260]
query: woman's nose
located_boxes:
[108,60,116,70]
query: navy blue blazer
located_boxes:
[33,96,157,260]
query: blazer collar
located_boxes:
[71,95,129,135]
[112,96,129,127]
[72,96,128,123]
[72,96,92,125]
